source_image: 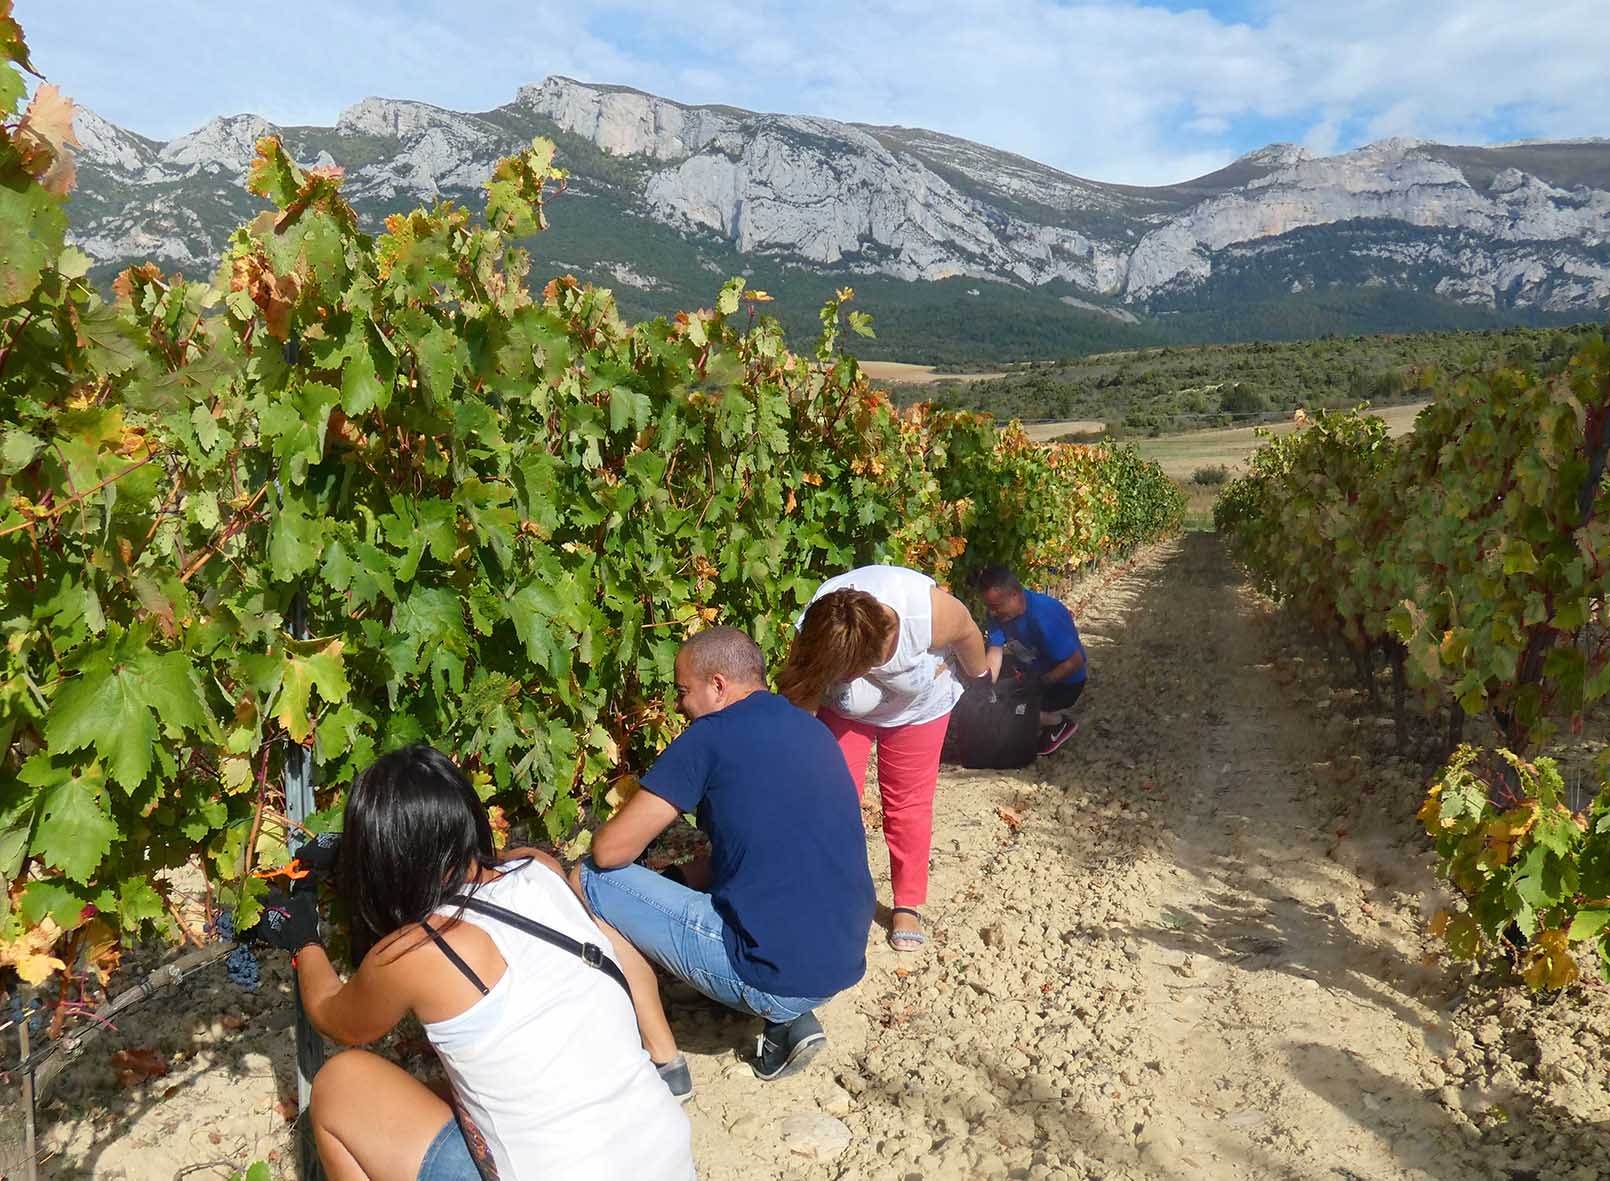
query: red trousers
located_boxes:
[820,710,951,909]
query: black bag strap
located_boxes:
[420,919,491,996]
[444,894,632,998]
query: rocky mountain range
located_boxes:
[67,78,1610,359]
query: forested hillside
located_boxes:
[903,323,1608,432]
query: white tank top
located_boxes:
[804,565,965,728]
[422,860,695,1181]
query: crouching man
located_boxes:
[572,627,875,1100]
[974,565,1088,756]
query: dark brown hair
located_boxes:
[776,588,895,711]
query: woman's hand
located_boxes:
[237,888,322,955]
[292,830,341,877]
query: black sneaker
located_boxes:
[752,1011,827,1081]
[1038,719,1078,756]
[656,1054,694,1103]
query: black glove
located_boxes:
[237,887,322,954]
[292,831,341,877]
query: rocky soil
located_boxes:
[16,533,1610,1180]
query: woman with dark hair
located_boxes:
[777,566,987,951]
[243,744,694,1181]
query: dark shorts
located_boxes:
[1043,678,1085,713]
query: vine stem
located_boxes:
[239,741,275,890]
[164,895,203,948]
[19,1020,38,1181]
[0,308,37,379]
[0,451,159,540]
[179,482,270,583]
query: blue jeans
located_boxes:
[579,859,829,1024]
[417,1119,478,1181]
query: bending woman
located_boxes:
[242,744,694,1181]
[778,564,987,951]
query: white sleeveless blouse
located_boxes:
[422,859,695,1181]
[803,564,964,728]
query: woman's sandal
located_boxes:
[888,906,927,952]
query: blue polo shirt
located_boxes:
[986,589,1087,685]
[642,691,875,997]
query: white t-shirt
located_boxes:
[422,859,695,1181]
[803,564,965,728]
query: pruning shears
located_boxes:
[250,860,312,882]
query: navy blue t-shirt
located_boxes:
[642,691,875,997]
[986,589,1087,685]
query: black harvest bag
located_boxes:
[943,656,1042,769]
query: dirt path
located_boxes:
[28,534,1610,1179]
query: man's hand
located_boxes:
[237,888,322,954]
[1041,649,1086,686]
[591,789,681,869]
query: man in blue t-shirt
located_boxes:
[974,565,1088,756]
[573,627,875,1099]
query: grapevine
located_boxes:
[0,2,1183,1000]
[1217,336,1610,988]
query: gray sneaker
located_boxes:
[656,1054,694,1104]
[752,1011,827,1081]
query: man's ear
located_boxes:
[709,672,728,699]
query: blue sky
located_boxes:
[16,0,1610,185]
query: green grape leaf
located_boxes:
[118,877,166,928]
[76,304,145,376]
[28,759,116,884]
[21,880,87,930]
[0,178,67,305]
[416,324,467,403]
[46,657,159,788]
[1569,909,1610,943]
[46,649,210,789]
[269,500,324,581]
[276,639,350,743]
[1,428,43,474]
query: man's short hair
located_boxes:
[972,565,1021,594]
[681,626,768,685]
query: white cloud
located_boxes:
[15,0,1609,185]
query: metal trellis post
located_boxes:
[287,583,326,1181]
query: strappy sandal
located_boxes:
[888,906,927,952]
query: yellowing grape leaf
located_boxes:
[17,81,78,194]
[1520,928,1578,991]
[20,82,77,151]
[83,917,121,984]
[1444,913,1483,961]
[605,775,642,809]
[275,639,350,743]
[1481,804,1539,867]
[0,915,66,983]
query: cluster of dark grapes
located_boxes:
[207,911,260,991]
[225,945,262,991]
[4,991,46,1035]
